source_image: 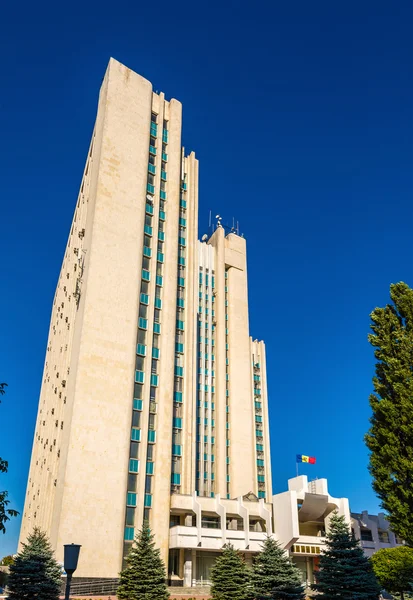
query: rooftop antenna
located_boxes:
[237,221,239,235]
[209,210,212,229]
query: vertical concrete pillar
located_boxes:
[184,549,192,587]
[191,549,197,585]
[179,548,185,578]
[306,557,313,585]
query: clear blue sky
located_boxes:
[0,0,412,557]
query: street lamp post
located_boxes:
[63,544,81,600]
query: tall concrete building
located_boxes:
[19,58,272,585]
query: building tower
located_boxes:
[19,58,272,585]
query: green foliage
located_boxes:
[0,490,19,535]
[1,554,14,566]
[365,282,413,546]
[211,543,251,600]
[117,522,169,600]
[312,512,380,599]
[0,382,18,534]
[252,537,304,600]
[267,582,306,600]
[371,546,413,595]
[8,528,62,600]
[0,569,8,588]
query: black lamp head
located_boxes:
[63,544,81,575]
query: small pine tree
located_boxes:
[211,543,251,600]
[312,512,380,599]
[117,522,169,600]
[252,537,305,600]
[8,528,62,600]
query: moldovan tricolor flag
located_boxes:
[296,454,316,464]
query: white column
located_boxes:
[191,549,197,586]
[184,549,192,587]
[306,557,313,586]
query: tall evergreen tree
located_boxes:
[312,512,380,599]
[252,537,304,600]
[365,282,413,545]
[7,528,62,600]
[117,522,169,600]
[211,543,251,600]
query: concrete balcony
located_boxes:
[169,525,268,552]
[169,492,272,553]
[200,528,225,549]
[296,535,325,546]
[360,539,377,551]
[291,535,326,557]
[170,525,198,549]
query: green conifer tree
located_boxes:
[365,282,413,545]
[312,512,380,599]
[117,522,169,600]
[7,528,62,600]
[252,537,304,600]
[211,543,251,600]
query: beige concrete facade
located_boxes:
[19,58,272,583]
[196,229,272,502]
